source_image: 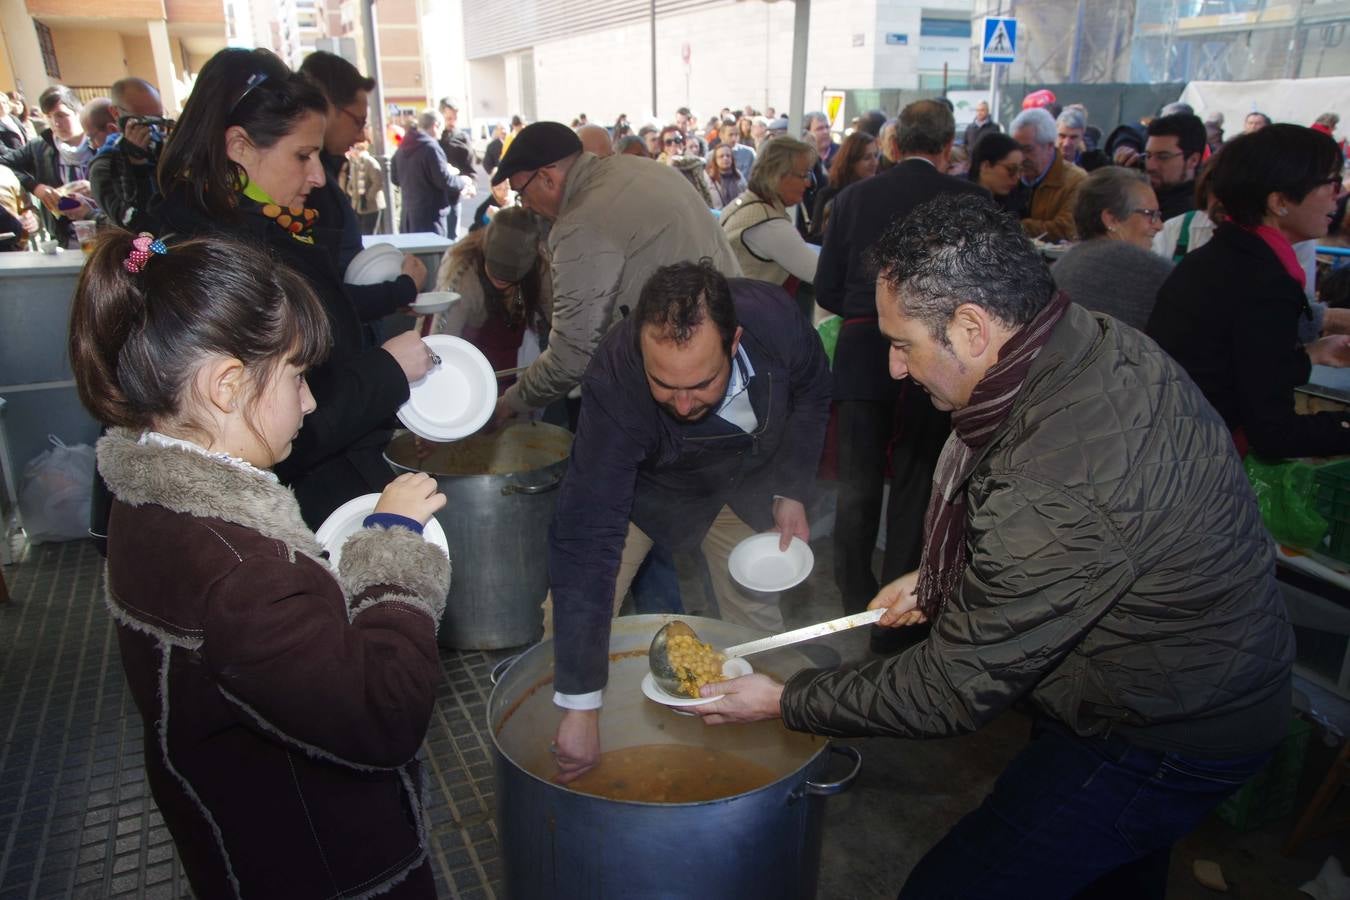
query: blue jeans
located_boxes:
[898,720,1273,900]
[630,543,684,614]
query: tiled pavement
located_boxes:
[0,539,508,899]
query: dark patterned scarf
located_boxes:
[915,290,1071,620]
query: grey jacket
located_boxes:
[1052,239,1173,332]
[782,305,1293,756]
[502,152,743,412]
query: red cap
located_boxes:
[1022,89,1057,110]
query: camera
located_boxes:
[117,115,175,131]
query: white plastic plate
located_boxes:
[409,291,460,315]
[640,657,754,707]
[315,492,448,569]
[344,243,404,285]
[396,334,496,441]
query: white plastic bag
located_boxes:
[18,435,96,544]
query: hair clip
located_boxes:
[123,232,168,273]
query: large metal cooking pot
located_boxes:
[385,422,572,649]
[489,614,861,899]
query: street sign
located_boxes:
[822,90,846,133]
[980,17,1017,65]
[885,33,909,46]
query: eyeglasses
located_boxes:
[1139,150,1183,162]
[1131,207,1163,223]
[664,137,684,145]
[337,105,367,130]
[788,169,813,180]
[513,167,544,205]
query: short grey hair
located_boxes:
[1056,107,1086,132]
[1010,107,1056,144]
[748,136,816,205]
[1161,101,1194,117]
[1073,166,1150,239]
[417,108,444,132]
[897,100,955,155]
[803,111,828,133]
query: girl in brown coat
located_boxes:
[68,230,450,899]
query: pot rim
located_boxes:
[486,617,834,807]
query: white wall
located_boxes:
[422,0,469,111]
[468,55,506,122]
[528,0,886,127]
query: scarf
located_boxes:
[1244,224,1306,290]
[240,178,318,244]
[56,136,92,183]
[915,290,1071,620]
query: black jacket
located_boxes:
[550,280,832,694]
[88,135,159,232]
[1148,223,1350,458]
[816,159,988,401]
[963,118,999,150]
[312,150,416,324]
[152,187,410,526]
[391,131,456,235]
[438,129,477,178]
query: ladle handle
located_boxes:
[501,476,563,496]
[723,608,885,659]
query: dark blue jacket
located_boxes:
[550,280,832,694]
[390,131,456,236]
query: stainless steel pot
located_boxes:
[384,422,572,649]
[488,615,861,900]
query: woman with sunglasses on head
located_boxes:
[153,47,436,527]
[968,132,1025,213]
[1050,166,1172,331]
[1149,124,1350,459]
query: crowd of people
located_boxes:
[16,42,1350,898]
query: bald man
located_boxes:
[576,123,614,158]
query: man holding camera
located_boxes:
[89,78,167,232]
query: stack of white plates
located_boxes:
[344,243,405,285]
[315,493,449,569]
[397,335,497,441]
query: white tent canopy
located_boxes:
[1181,76,1350,135]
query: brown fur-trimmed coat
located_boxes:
[97,429,451,899]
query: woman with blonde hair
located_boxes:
[720,136,820,291]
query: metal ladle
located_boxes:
[647,609,885,697]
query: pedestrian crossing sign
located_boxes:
[980,17,1017,65]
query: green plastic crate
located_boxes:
[1214,716,1312,832]
[1315,459,1350,562]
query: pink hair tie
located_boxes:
[123,232,167,274]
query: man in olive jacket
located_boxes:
[697,194,1293,898]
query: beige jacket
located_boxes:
[503,153,742,412]
[1022,151,1087,243]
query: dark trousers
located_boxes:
[833,385,951,614]
[898,721,1272,900]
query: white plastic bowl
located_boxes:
[344,243,405,285]
[727,533,814,592]
[640,657,754,707]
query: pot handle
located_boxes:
[501,475,563,496]
[800,744,862,798]
[490,654,521,686]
